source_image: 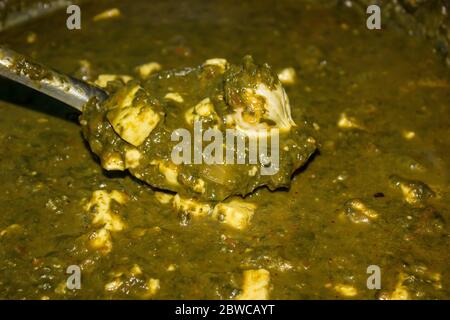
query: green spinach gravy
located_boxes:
[0,0,448,299]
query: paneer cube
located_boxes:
[184,98,220,127]
[85,190,128,254]
[143,278,160,298]
[101,152,125,171]
[164,92,184,103]
[124,148,142,169]
[135,62,162,79]
[236,269,270,300]
[203,58,229,73]
[150,160,180,186]
[334,284,358,297]
[89,227,113,254]
[277,67,296,85]
[107,105,161,147]
[154,191,174,204]
[86,190,127,232]
[212,199,256,230]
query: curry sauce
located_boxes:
[0,0,448,299]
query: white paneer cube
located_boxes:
[184,98,220,126]
[334,284,358,297]
[164,92,184,103]
[125,148,142,169]
[143,278,160,298]
[135,62,162,79]
[203,58,229,73]
[150,160,180,186]
[107,105,161,147]
[212,199,256,230]
[85,190,128,254]
[89,227,113,254]
[102,152,125,171]
[86,190,127,232]
[277,67,296,85]
[236,269,270,300]
[154,191,174,204]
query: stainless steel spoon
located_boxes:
[0,46,108,111]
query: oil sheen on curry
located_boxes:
[0,0,449,300]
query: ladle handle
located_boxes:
[0,46,108,111]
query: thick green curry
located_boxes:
[0,0,449,299]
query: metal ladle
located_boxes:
[0,46,108,111]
